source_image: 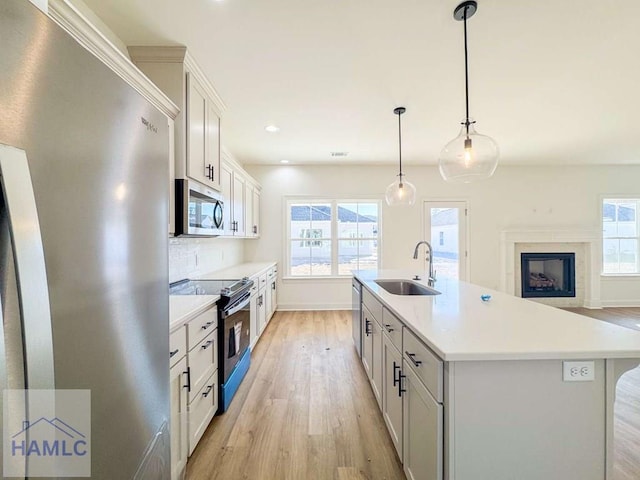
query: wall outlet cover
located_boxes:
[563,361,595,382]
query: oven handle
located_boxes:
[223,292,251,317]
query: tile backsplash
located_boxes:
[169,237,244,283]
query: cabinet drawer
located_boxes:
[363,287,383,324]
[188,370,218,455]
[186,306,218,350]
[403,327,443,403]
[170,326,187,368]
[188,330,217,402]
[259,272,268,290]
[382,307,403,352]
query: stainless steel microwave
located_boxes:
[175,179,224,236]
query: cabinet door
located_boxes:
[252,188,261,236]
[257,291,267,335]
[245,183,254,238]
[269,277,277,318]
[232,173,245,236]
[249,291,258,349]
[170,356,188,480]
[382,334,403,458]
[265,274,272,323]
[371,317,383,410]
[206,103,221,189]
[362,305,374,380]
[186,73,209,187]
[402,361,443,480]
[220,163,234,236]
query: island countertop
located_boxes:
[354,270,640,362]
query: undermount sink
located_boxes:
[374,279,441,296]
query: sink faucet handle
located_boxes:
[413,275,421,281]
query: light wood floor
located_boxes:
[186,310,406,480]
[564,307,640,480]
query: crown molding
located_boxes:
[48,0,179,119]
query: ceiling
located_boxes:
[81,0,640,167]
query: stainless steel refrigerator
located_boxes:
[0,1,170,478]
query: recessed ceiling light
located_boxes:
[265,125,280,133]
[280,160,289,164]
[330,151,348,157]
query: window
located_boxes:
[602,198,639,274]
[287,200,380,277]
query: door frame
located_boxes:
[422,200,469,281]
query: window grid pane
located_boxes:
[288,200,380,277]
[602,199,640,274]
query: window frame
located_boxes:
[284,198,382,278]
[601,196,640,275]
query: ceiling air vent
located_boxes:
[330,152,348,157]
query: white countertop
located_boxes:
[195,261,277,280]
[355,270,640,362]
[169,262,277,332]
[169,295,219,332]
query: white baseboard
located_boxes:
[276,303,352,311]
[600,300,640,307]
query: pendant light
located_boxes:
[385,107,416,206]
[439,1,499,183]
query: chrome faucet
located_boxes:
[413,241,436,286]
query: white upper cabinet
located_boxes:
[129,46,223,192]
[220,151,261,238]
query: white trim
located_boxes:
[600,300,640,307]
[283,197,382,277]
[277,303,352,311]
[128,46,226,116]
[48,0,179,120]
[500,229,601,308]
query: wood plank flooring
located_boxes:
[564,307,640,480]
[186,311,406,480]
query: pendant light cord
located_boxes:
[398,111,403,177]
[463,6,470,135]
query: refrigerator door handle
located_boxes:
[0,145,55,390]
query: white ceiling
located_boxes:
[81,0,640,167]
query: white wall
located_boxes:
[169,237,244,283]
[243,164,640,309]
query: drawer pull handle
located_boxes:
[393,361,400,386]
[202,385,214,398]
[201,321,214,330]
[365,319,371,336]
[201,340,214,350]
[406,351,422,367]
[169,349,179,358]
[384,324,394,332]
[184,367,191,392]
[398,372,406,397]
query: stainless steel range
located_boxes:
[170,277,253,412]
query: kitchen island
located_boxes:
[353,270,640,480]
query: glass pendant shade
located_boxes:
[438,120,499,183]
[385,173,416,206]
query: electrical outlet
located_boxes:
[563,361,595,382]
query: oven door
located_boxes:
[220,292,251,383]
[175,179,224,236]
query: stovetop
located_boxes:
[169,277,252,298]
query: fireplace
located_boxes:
[521,252,576,298]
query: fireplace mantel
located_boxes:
[500,229,601,308]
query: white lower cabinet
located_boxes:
[382,332,403,458]
[362,301,383,410]
[170,352,188,480]
[402,360,443,480]
[188,370,218,455]
[184,305,219,456]
[360,287,444,480]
